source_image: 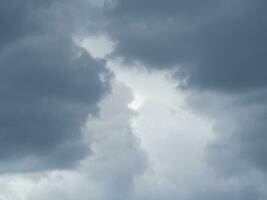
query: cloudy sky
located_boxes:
[1,0,267,199]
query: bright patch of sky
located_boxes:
[79,35,218,199]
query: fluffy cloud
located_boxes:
[0,0,111,172]
[110,67,267,200]
[0,81,146,200]
[2,0,267,199]
[99,1,267,198]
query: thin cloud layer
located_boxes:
[0,0,111,172]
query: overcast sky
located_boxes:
[1,0,267,199]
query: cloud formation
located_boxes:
[2,1,267,200]
[0,81,146,200]
[101,1,267,198]
[105,0,267,92]
[0,0,111,172]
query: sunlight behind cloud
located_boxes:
[128,94,146,111]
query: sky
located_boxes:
[1,0,267,199]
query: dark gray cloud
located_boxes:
[0,0,111,172]
[0,0,54,47]
[2,0,267,199]
[104,0,267,92]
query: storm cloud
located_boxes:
[2,0,267,199]
[0,0,111,172]
[104,0,267,92]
